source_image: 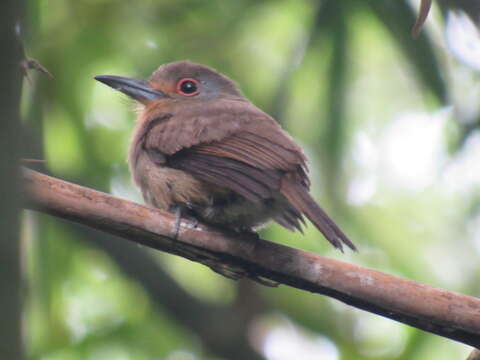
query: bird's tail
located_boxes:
[281,180,357,252]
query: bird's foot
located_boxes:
[208,263,246,281]
[239,228,263,244]
[207,262,279,287]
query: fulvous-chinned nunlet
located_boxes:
[95,61,356,252]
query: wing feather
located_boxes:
[168,151,281,202]
[141,99,355,250]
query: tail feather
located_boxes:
[281,180,357,252]
[274,206,305,233]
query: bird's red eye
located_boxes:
[176,78,199,96]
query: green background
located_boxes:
[18,0,480,359]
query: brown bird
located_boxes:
[95,61,356,251]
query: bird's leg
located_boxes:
[235,226,262,242]
[172,206,182,240]
[185,202,199,228]
[171,203,199,240]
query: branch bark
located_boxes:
[22,168,480,348]
[468,349,480,360]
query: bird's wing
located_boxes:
[143,101,355,251]
[166,131,305,202]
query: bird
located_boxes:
[95,61,356,252]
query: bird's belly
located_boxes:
[132,154,281,231]
[193,193,282,231]
[132,155,213,210]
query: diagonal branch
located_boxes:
[77,226,264,360]
[22,168,480,348]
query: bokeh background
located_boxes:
[15,0,480,359]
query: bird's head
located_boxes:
[95,61,242,106]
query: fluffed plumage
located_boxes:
[95,61,356,251]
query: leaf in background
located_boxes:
[319,1,350,207]
[366,0,447,103]
[439,0,480,26]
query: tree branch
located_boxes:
[78,225,264,360]
[22,168,480,348]
[468,349,480,360]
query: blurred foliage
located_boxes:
[19,0,480,359]
[1,1,24,359]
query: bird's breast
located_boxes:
[130,151,214,210]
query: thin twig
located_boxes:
[21,158,46,163]
[16,22,53,82]
[22,168,480,347]
[412,0,433,38]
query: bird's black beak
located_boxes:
[94,75,167,102]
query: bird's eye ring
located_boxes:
[176,78,199,96]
